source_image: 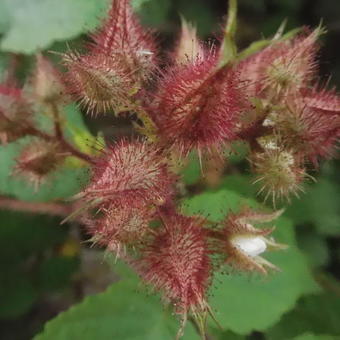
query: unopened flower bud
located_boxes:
[33,54,65,104]
[14,140,66,190]
[85,204,153,258]
[82,139,174,209]
[173,17,204,64]
[268,94,340,164]
[0,85,32,143]
[231,233,267,257]
[239,28,320,98]
[221,209,286,274]
[153,53,243,155]
[137,213,211,339]
[91,0,157,84]
[252,148,307,204]
[62,51,138,114]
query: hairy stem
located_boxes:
[0,196,75,218]
[50,101,63,139]
[27,126,96,165]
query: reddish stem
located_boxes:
[26,126,96,165]
[0,196,74,218]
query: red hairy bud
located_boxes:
[14,140,66,190]
[220,208,286,274]
[85,204,153,257]
[173,17,204,64]
[302,86,340,114]
[137,213,211,338]
[263,94,340,164]
[153,54,243,155]
[32,54,65,104]
[0,85,32,143]
[239,28,320,97]
[91,0,157,83]
[62,51,139,114]
[82,139,174,209]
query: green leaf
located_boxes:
[0,138,89,202]
[0,0,110,54]
[219,0,238,66]
[0,104,92,202]
[209,327,246,340]
[182,188,259,222]
[292,334,336,340]
[181,152,201,186]
[0,210,66,262]
[286,178,340,236]
[296,231,329,268]
[38,256,79,291]
[237,27,301,60]
[182,189,318,335]
[0,272,38,319]
[266,293,340,339]
[220,174,257,199]
[0,2,10,33]
[34,278,198,340]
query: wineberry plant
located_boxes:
[0,0,339,339]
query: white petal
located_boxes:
[231,236,267,257]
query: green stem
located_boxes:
[219,0,238,67]
[225,0,237,38]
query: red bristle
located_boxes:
[82,139,175,208]
[137,213,211,318]
[152,52,244,155]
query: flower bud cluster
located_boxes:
[62,0,157,115]
[0,53,88,189]
[14,139,66,190]
[0,86,32,143]
[2,0,340,338]
[55,1,340,337]
[237,28,340,201]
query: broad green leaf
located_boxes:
[292,334,335,340]
[0,104,93,202]
[0,138,89,202]
[297,231,329,268]
[220,174,257,199]
[181,152,201,186]
[0,0,110,54]
[182,190,318,335]
[0,272,38,319]
[34,278,198,340]
[209,327,246,340]
[0,210,66,263]
[286,178,340,236]
[182,188,259,222]
[38,256,79,291]
[0,3,10,33]
[266,293,340,339]
[0,210,71,319]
